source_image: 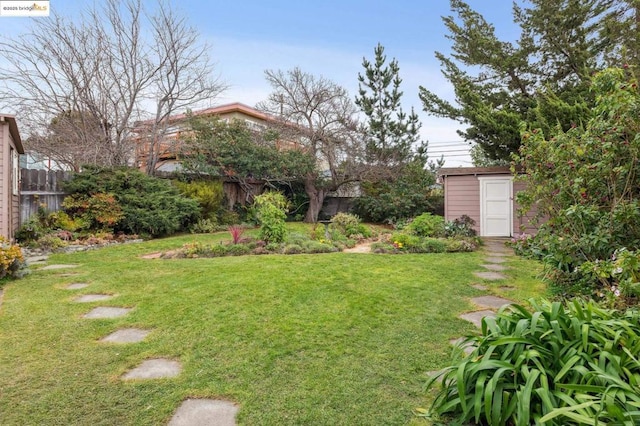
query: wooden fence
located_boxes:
[20,169,71,224]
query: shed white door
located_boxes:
[479,177,512,237]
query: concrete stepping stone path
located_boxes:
[481,264,508,272]
[473,271,506,280]
[168,399,239,426]
[83,307,132,319]
[25,255,48,264]
[101,328,150,344]
[484,251,508,257]
[459,310,496,328]
[41,264,79,270]
[66,283,90,290]
[484,256,507,264]
[122,358,181,380]
[471,295,513,310]
[74,294,115,303]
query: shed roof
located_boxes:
[438,166,514,178]
[0,114,24,154]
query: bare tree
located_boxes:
[142,2,226,174]
[258,68,364,222]
[0,0,225,171]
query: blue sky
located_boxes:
[1,0,519,166]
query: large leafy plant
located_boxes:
[254,191,288,244]
[423,299,640,425]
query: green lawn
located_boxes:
[0,229,545,425]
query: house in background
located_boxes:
[133,102,299,173]
[0,114,24,240]
[438,166,539,237]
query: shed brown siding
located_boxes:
[444,174,481,234]
[440,167,540,237]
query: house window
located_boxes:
[11,148,19,195]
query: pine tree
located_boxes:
[420,0,638,161]
[356,43,425,170]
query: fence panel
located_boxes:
[20,169,71,224]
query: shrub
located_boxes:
[190,218,218,234]
[443,238,478,252]
[283,244,303,255]
[35,234,68,251]
[423,299,640,425]
[228,225,245,244]
[62,192,123,231]
[419,238,446,253]
[0,237,24,279]
[15,216,45,243]
[406,213,445,237]
[353,161,440,223]
[330,212,371,238]
[444,215,477,238]
[254,192,288,244]
[63,166,199,237]
[226,244,251,256]
[303,240,338,254]
[390,233,421,250]
[174,179,225,221]
[514,69,640,299]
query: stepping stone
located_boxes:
[474,271,506,280]
[101,328,150,343]
[471,284,488,291]
[168,399,239,426]
[25,255,48,264]
[481,264,508,271]
[122,358,181,380]
[485,251,508,257]
[459,310,496,328]
[471,295,513,309]
[66,283,90,290]
[499,285,515,291]
[41,264,79,270]
[485,257,507,264]
[74,294,115,303]
[83,307,132,319]
[449,337,475,355]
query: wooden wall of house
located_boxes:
[0,125,4,238]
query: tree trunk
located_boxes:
[303,176,325,223]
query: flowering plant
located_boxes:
[580,248,640,306]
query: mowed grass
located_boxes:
[0,229,546,425]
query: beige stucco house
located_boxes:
[133,102,302,173]
[439,166,538,237]
[0,114,24,240]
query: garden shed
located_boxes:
[438,166,538,237]
[0,114,24,240]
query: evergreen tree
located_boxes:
[356,43,425,170]
[420,0,638,161]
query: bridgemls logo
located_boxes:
[0,1,50,17]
